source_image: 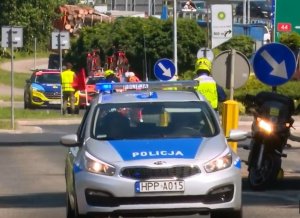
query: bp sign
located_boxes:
[274,0,300,42]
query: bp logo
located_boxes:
[217,11,226,20]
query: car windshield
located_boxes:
[35,73,61,84]
[91,101,219,140]
[87,76,106,85]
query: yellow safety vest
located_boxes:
[194,75,218,109]
[61,69,75,92]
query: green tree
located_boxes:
[217,35,254,58]
[279,32,300,55]
[66,17,206,79]
[0,0,67,52]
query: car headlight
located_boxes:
[204,149,232,173]
[84,151,116,176]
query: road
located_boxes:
[0,124,299,218]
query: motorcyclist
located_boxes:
[194,57,226,111]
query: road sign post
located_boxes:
[212,49,250,153]
[51,31,70,114]
[1,26,23,130]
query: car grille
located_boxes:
[120,166,201,180]
[85,185,234,207]
[44,92,61,99]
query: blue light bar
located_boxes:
[96,83,113,92]
[95,80,198,92]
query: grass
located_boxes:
[0,95,24,101]
[0,107,83,129]
[0,70,31,89]
[0,107,64,119]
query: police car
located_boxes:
[60,81,245,218]
[24,69,80,112]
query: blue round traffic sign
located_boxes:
[253,43,296,86]
[153,58,176,81]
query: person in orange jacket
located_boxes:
[125,72,140,82]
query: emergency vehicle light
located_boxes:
[96,83,114,92]
[95,80,198,92]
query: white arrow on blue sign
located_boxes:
[253,42,296,86]
[154,58,176,81]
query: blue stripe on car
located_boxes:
[234,157,241,169]
[109,138,202,161]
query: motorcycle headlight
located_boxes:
[84,151,115,176]
[204,149,232,173]
[257,117,273,134]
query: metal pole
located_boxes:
[247,0,250,24]
[173,0,178,76]
[34,37,37,70]
[143,31,148,81]
[148,0,151,16]
[10,27,15,130]
[230,49,236,100]
[59,32,63,114]
[243,0,246,24]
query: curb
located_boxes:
[0,118,82,134]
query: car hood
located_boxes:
[31,83,60,92]
[86,136,228,164]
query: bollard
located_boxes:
[160,111,169,127]
[222,100,239,153]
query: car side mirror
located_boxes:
[60,134,80,147]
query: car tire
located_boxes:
[211,209,242,218]
[24,92,30,109]
[66,192,75,218]
[24,92,34,109]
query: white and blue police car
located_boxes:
[60,81,245,218]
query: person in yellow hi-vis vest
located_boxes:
[194,57,226,112]
[61,62,77,115]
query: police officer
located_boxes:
[61,62,76,115]
[194,57,226,111]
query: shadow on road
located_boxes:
[0,192,65,208]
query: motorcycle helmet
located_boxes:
[195,57,212,73]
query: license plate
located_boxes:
[135,180,184,193]
[49,100,61,104]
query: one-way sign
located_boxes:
[252,43,296,86]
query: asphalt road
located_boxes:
[0,124,299,218]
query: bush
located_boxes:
[233,74,300,114]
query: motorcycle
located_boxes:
[245,91,295,190]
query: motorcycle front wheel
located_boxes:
[248,153,281,191]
